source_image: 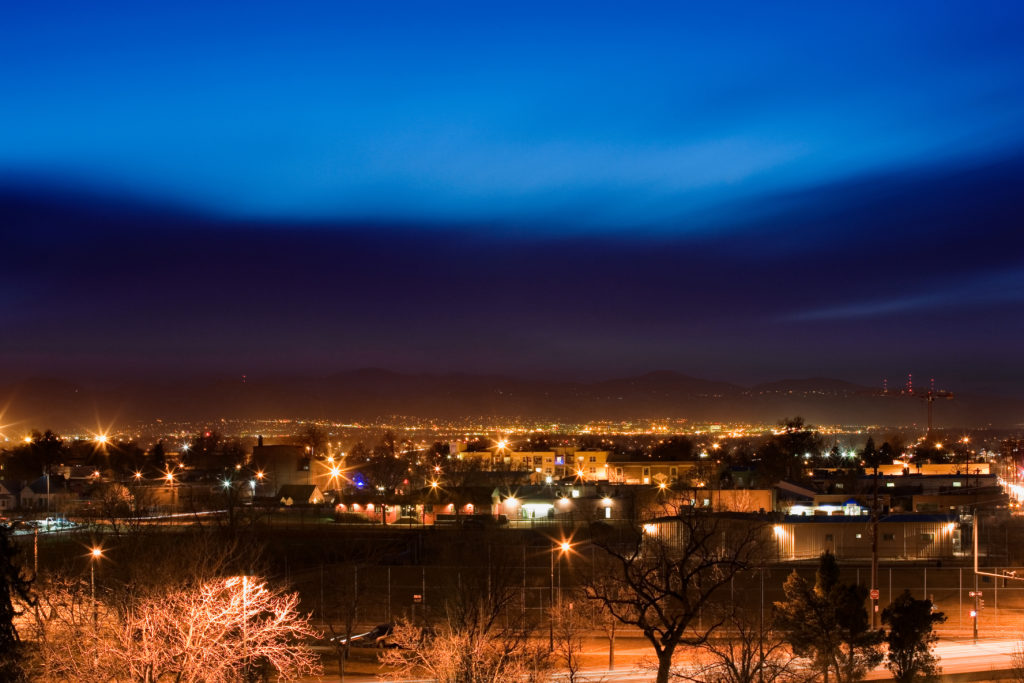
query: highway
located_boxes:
[326,636,1023,682]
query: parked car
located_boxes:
[330,623,395,647]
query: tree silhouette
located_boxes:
[882,590,945,683]
[583,511,766,683]
[774,551,883,683]
[0,524,34,681]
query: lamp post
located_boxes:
[164,469,176,512]
[549,540,571,651]
[549,545,555,651]
[90,546,103,666]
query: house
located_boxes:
[19,475,73,511]
[0,481,18,511]
[276,484,324,506]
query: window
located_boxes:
[670,467,677,476]
[886,482,895,488]
[883,533,895,541]
[589,467,596,474]
[643,467,650,476]
[534,456,543,465]
[921,533,935,542]
[825,534,833,542]
[836,483,844,489]
[616,467,623,476]
[544,468,552,474]
[589,456,597,463]
[953,481,962,488]
[855,533,862,539]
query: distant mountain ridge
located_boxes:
[0,370,1019,431]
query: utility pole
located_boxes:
[759,567,765,683]
[548,546,555,652]
[868,440,880,629]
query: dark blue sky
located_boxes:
[3,2,1024,395]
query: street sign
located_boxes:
[870,589,879,600]
[969,591,983,597]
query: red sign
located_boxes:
[870,589,879,600]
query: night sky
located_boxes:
[3,2,1024,395]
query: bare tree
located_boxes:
[93,482,133,536]
[582,511,767,683]
[382,618,551,683]
[382,531,551,683]
[671,608,803,683]
[297,425,328,458]
[121,575,320,682]
[23,574,118,682]
[1011,641,1024,683]
[551,591,607,683]
[26,575,320,682]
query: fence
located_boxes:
[283,554,1024,639]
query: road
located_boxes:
[325,636,1022,682]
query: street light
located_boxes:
[164,469,177,511]
[549,539,572,651]
[90,546,103,666]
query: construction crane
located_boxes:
[881,373,953,435]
